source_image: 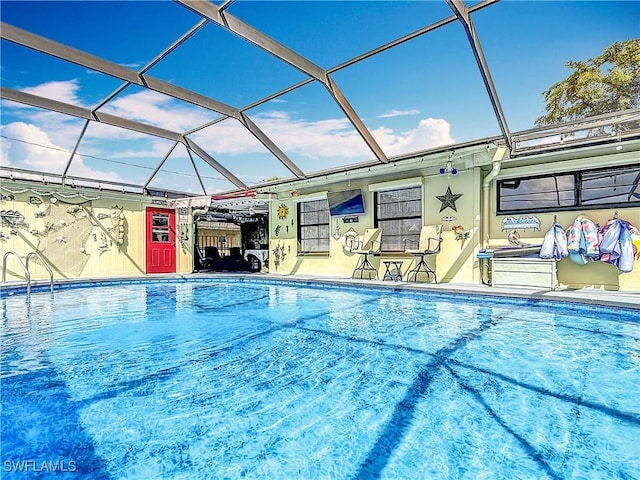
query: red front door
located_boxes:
[146,207,176,274]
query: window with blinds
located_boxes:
[297,199,330,253]
[375,186,422,251]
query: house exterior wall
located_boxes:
[266,168,484,284]
[2,140,638,292]
[265,141,639,292]
[487,149,640,291]
[485,208,639,292]
[0,183,193,281]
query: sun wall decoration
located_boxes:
[277,204,289,220]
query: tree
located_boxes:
[536,38,640,126]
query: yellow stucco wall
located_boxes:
[268,169,484,284]
[3,142,638,293]
[486,207,640,291]
[0,182,193,281]
[266,144,639,292]
[485,152,640,292]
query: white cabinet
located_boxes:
[491,258,558,290]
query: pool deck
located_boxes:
[3,272,638,311]
[257,273,640,310]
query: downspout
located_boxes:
[482,147,506,248]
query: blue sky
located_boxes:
[1,1,638,194]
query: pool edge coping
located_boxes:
[2,273,638,311]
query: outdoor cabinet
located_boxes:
[491,258,558,290]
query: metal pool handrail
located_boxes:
[26,251,54,293]
[2,251,31,295]
[2,250,55,295]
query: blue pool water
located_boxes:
[1,279,639,479]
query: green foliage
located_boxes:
[536,39,640,126]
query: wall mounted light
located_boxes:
[439,151,457,176]
[439,161,457,176]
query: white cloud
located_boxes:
[120,62,144,70]
[12,108,95,148]
[189,111,371,160]
[372,117,455,156]
[6,79,454,162]
[190,118,266,156]
[102,90,215,132]
[1,122,68,170]
[6,81,205,138]
[378,109,420,118]
[255,112,371,159]
[191,111,455,163]
[21,79,84,106]
[1,122,125,183]
[83,121,155,142]
[0,137,12,168]
[1,79,457,189]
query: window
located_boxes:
[298,199,330,253]
[582,166,640,206]
[498,164,640,214]
[498,174,576,212]
[151,213,170,242]
[375,186,422,251]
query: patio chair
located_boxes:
[228,246,250,271]
[404,224,443,283]
[351,228,382,280]
[194,246,214,271]
[203,246,224,271]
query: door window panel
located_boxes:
[152,213,170,242]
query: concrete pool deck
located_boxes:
[253,273,640,310]
[3,272,638,311]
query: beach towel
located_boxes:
[540,223,568,261]
[599,218,637,273]
[599,219,620,254]
[566,215,600,265]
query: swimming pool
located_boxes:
[2,278,639,479]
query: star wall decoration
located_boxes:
[435,186,463,212]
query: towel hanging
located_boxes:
[540,221,568,261]
[566,215,600,265]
